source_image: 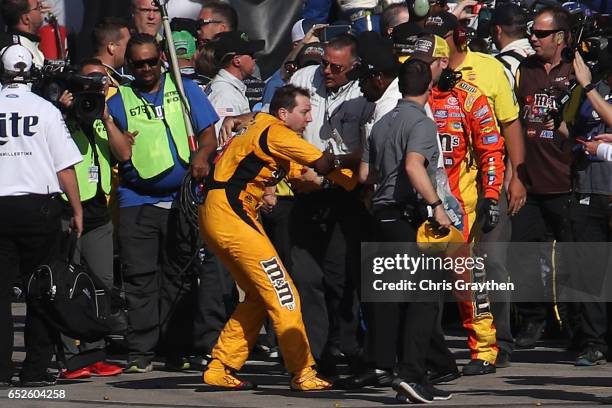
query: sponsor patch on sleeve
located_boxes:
[474,106,490,119]
[458,81,477,93]
[482,134,499,145]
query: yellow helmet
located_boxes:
[416,220,465,255]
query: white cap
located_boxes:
[1,45,33,73]
[291,19,306,43]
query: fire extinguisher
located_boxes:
[38,14,67,60]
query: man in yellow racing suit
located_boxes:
[199,85,350,391]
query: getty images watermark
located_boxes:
[370,252,513,293]
[361,242,612,303]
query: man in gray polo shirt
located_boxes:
[359,59,453,404]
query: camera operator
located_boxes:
[512,6,576,349]
[0,0,47,68]
[0,44,82,387]
[566,49,612,365]
[54,59,124,379]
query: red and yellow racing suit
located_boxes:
[430,80,505,364]
[199,113,332,375]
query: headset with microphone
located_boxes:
[408,0,431,20]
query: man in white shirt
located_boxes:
[0,44,82,387]
[206,31,264,141]
[0,0,46,68]
[490,3,534,89]
[288,33,374,373]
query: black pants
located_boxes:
[119,203,200,364]
[363,206,446,382]
[569,193,611,354]
[510,193,573,324]
[0,195,62,382]
[289,189,364,360]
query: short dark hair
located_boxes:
[1,0,29,28]
[500,23,527,39]
[325,33,358,61]
[202,1,238,31]
[126,33,161,60]
[398,59,431,97]
[381,4,408,35]
[92,17,130,54]
[536,6,571,33]
[80,58,105,70]
[269,85,310,117]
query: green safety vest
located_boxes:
[63,119,112,202]
[119,75,190,179]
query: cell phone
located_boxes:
[319,25,352,43]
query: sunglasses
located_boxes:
[528,28,564,39]
[197,19,223,29]
[321,58,348,74]
[130,56,160,69]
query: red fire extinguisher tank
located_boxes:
[38,14,67,60]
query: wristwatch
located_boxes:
[584,83,596,94]
[428,199,443,209]
[333,157,342,169]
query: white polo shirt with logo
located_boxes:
[0,83,82,196]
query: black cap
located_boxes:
[392,22,426,55]
[490,3,528,27]
[351,31,399,80]
[170,17,198,38]
[213,31,265,63]
[296,43,324,68]
[425,12,458,37]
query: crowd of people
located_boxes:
[1,0,611,404]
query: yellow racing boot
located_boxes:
[290,367,332,391]
[203,359,256,390]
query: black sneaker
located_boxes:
[496,349,511,368]
[427,369,461,384]
[575,347,607,366]
[392,378,433,404]
[19,372,57,387]
[462,359,496,376]
[424,383,453,401]
[515,321,546,349]
[164,356,191,372]
[334,368,394,389]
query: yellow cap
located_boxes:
[416,220,464,255]
[397,34,450,64]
